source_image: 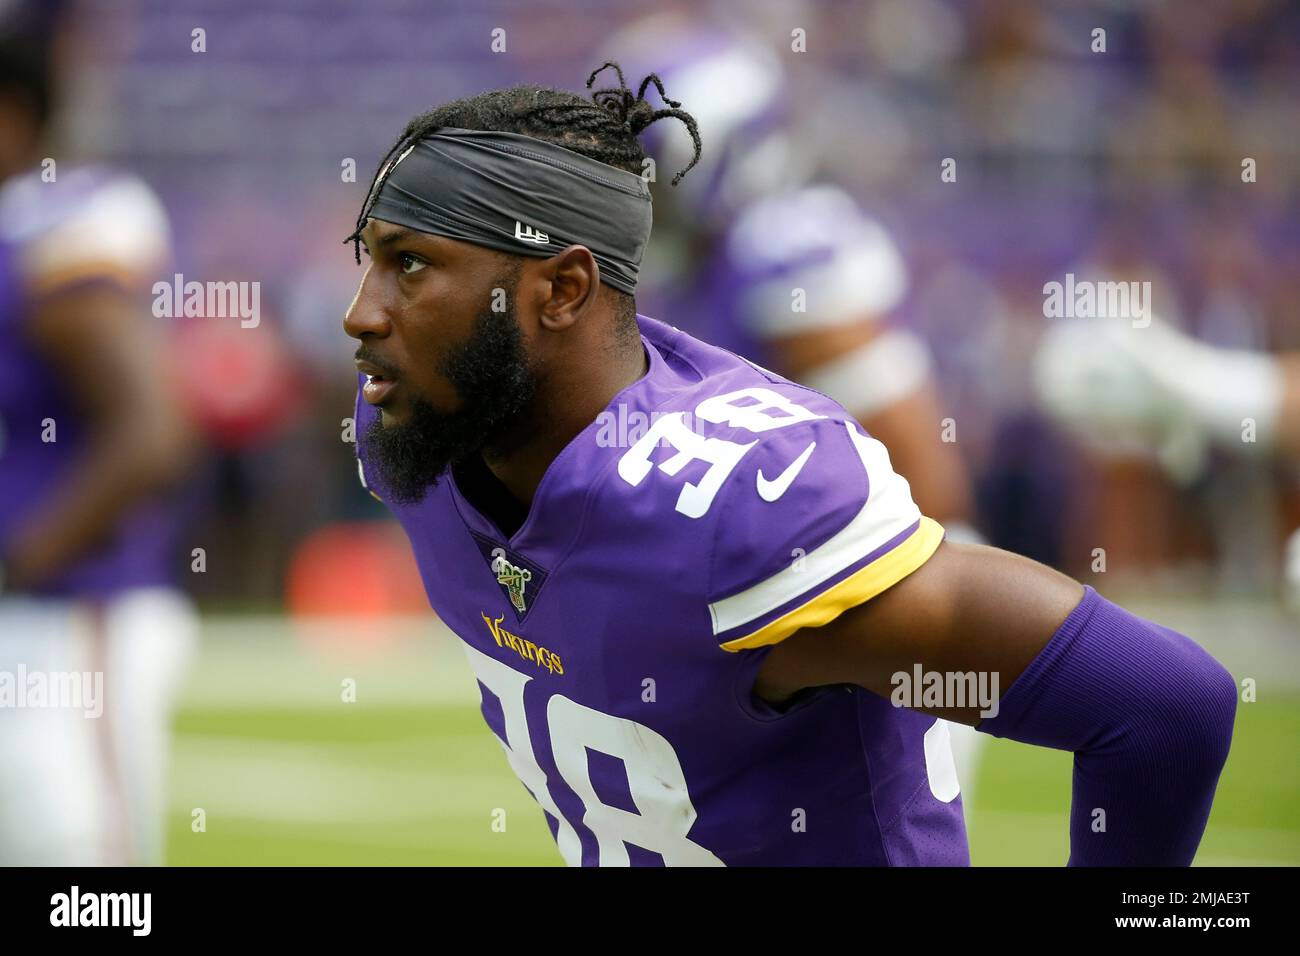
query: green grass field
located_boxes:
[164,610,1300,866]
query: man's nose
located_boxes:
[343,266,390,340]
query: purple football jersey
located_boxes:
[0,167,178,597]
[355,314,967,865]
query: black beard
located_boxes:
[361,295,538,505]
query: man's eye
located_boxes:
[398,252,428,275]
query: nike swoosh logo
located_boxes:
[756,441,817,502]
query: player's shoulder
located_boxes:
[677,371,937,651]
[592,364,934,648]
[594,320,875,526]
[0,165,170,294]
[585,319,938,648]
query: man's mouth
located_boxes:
[356,357,399,406]
[362,373,397,406]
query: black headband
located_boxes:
[363,127,653,295]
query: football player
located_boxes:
[342,72,1236,866]
[0,18,197,864]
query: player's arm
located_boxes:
[1,283,196,590]
[754,538,1238,866]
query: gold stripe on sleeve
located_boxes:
[719,516,945,652]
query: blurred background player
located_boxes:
[1036,312,1300,610]
[602,12,989,796]
[0,5,197,864]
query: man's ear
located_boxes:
[538,245,600,331]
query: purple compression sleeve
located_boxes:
[976,586,1237,866]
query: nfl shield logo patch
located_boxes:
[469,532,549,623]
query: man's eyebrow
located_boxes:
[375,227,418,247]
[360,225,423,252]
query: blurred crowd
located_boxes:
[27,0,1300,604]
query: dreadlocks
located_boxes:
[346,62,702,338]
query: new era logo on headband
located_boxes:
[514,221,550,245]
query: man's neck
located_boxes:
[484,338,649,507]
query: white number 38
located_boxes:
[462,642,724,866]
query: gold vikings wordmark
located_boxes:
[481,613,564,675]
